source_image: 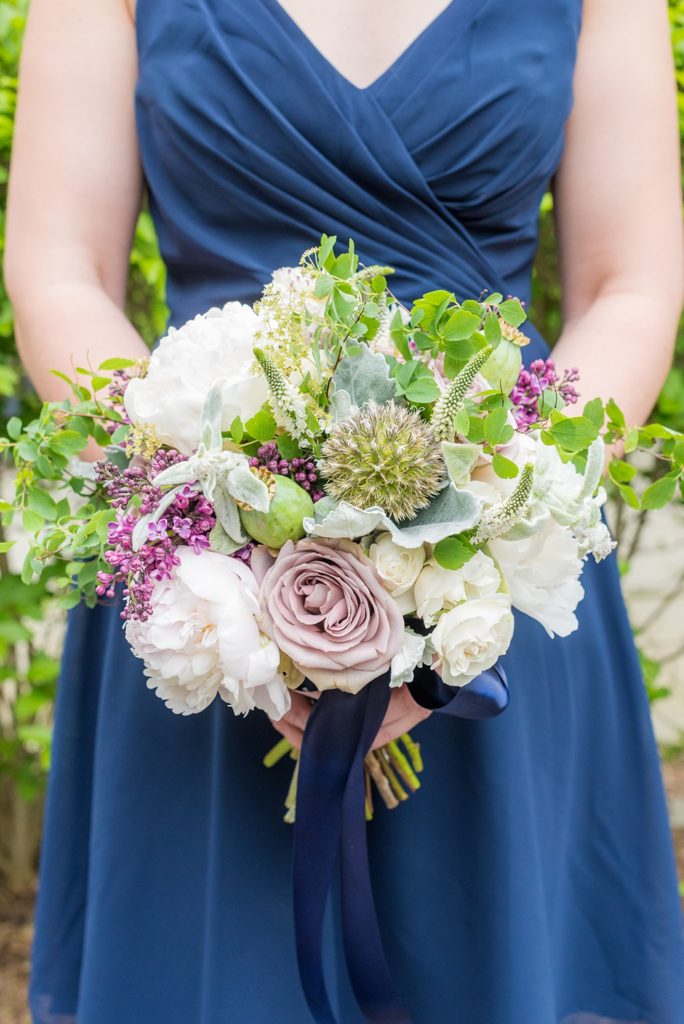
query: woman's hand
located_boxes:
[270,685,431,751]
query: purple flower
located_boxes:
[509,359,580,431]
[95,454,216,621]
[250,443,323,498]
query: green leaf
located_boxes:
[466,416,486,444]
[641,473,679,510]
[442,308,481,341]
[0,540,14,554]
[606,398,625,428]
[583,397,604,430]
[483,312,502,345]
[498,298,526,327]
[27,487,58,520]
[110,425,130,446]
[230,416,244,445]
[371,274,386,293]
[318,234,336,269]
[492,452,520,479]
[59,589,83,610]
[623,427,639,454]
[433,535,477,571]
[484,407,515,447]
[17,438,38,462]
[537,390,565,418]
[245,407,277,443]
[405,377,441,404]
[314,275,334,298]
[618,483,640,509]
[453,407,470,437]
[98,357,138,371]
[332,284,357,319]
[52,430,87,456]
[276,435,302,460]
[548,415,600,453]
[609,460,637,485]
[6,416,22,440]
[461,300,484,317]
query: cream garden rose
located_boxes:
[367,533,426,613]
[413,550,502,627]
[124,301,268,455]
[432,593,514,687]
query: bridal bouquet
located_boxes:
[2,236,683,790]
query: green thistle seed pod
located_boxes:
[320,400,445,522]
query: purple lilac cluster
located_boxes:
[509,359,580,431]
[95,454,215,621]
[249,442,325,502]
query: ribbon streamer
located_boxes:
[293,661,509,1024]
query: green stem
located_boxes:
[262,737,293,768]
[400,732,424,773]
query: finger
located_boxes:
[271,717,305,750]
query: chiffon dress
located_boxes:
[29,1,684,1022]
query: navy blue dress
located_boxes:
[29,2,684,1022]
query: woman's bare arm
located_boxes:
[551,0,682,426]
[4,0,149,402]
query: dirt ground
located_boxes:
[1,760,684,1024]
[0,888,33,1024]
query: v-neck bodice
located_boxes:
[135,0,582,328]
[263,0,457,93]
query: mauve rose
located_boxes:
[259,537,405,694]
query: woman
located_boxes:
[5,0,684,1021]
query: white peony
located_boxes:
[125,547,290,719]
[523,437,615,560]
[413,550,502,628]
[490,519,584,638]
[367,533,426,613]
[431,593,514,687]
[124,302,268,455]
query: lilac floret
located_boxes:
[95,451,216,621]
[509,358,580,431]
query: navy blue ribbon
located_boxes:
[293,657,509,1024]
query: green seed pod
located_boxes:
[239,475,314,548]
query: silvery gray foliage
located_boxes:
[304,482,480,549]
[331,344,396,410]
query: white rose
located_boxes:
[413,550,502,627]
[367,533,426,612]
[390,628,429,688]
[432,593,514,687]
[124,302,268,455]
[125,547,290,719]
[490,519,584,638]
